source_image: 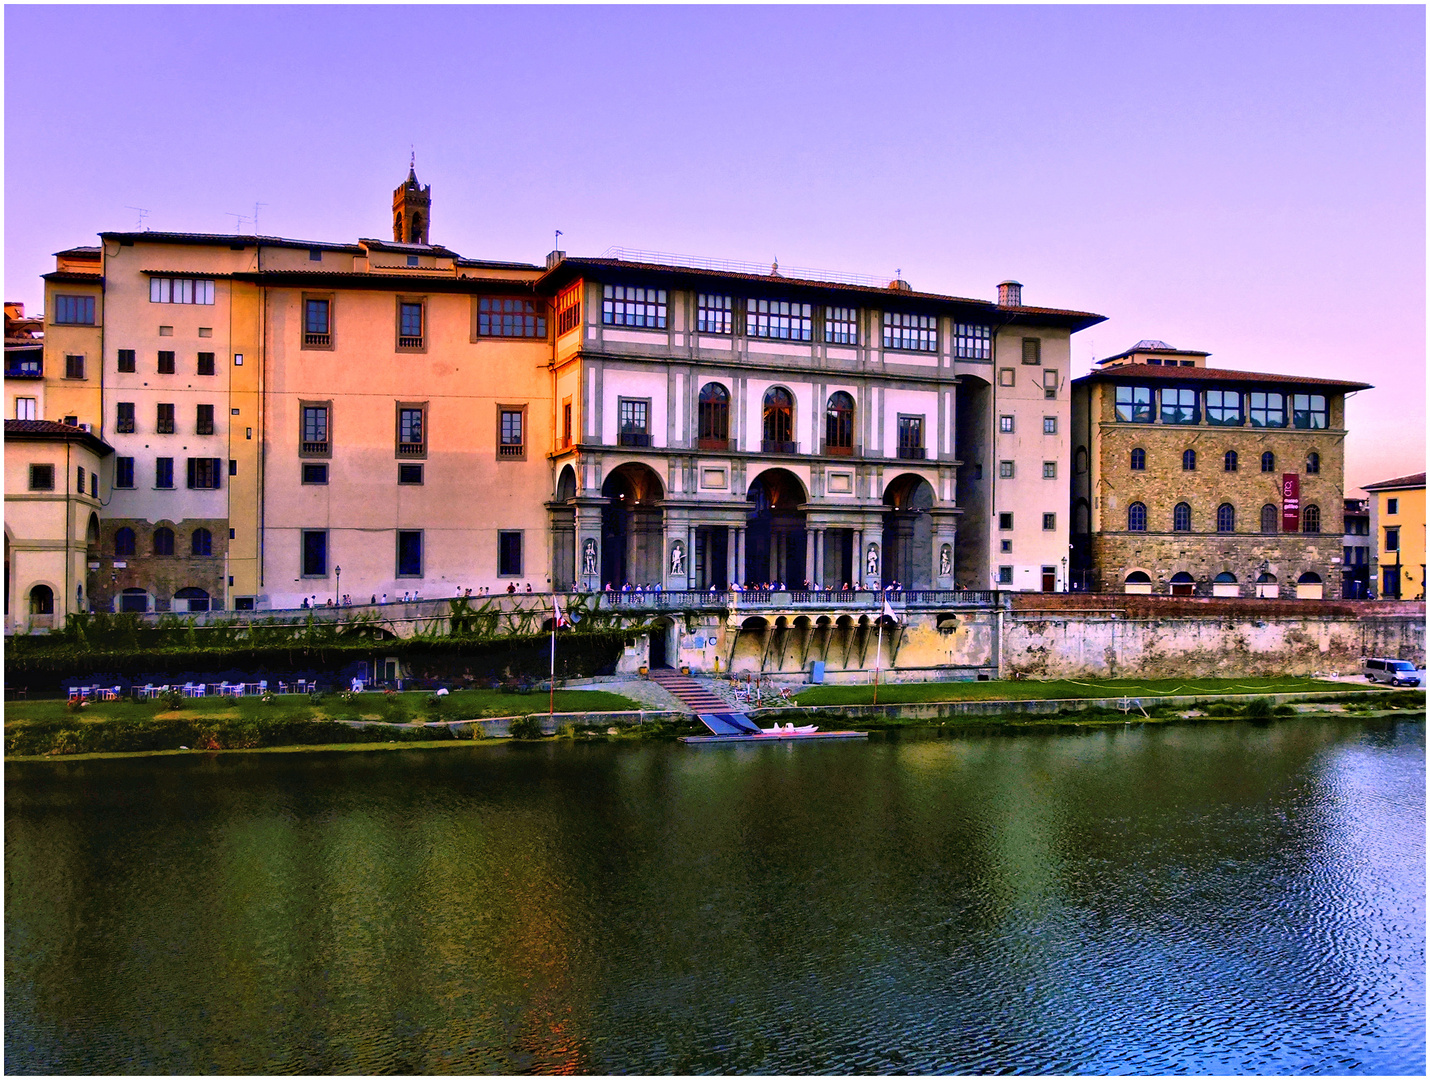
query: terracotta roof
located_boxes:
[53,246,101,258]
[538,257,1106,331]
[43,271,103,284]
[5,419,113,455]
[141,269,235,278]
[101,231,365,253]
[1073,363,1371,392]
[1363,472,1425,491]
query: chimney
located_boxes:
[546,250,566,270]
[997,280,1022,307]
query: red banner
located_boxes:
[1282,473,1300,532]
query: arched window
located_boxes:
[1125,571,1152,584]
[191,528,212,556]
[697,382,730,448]
[1130,447,1146,471]
[153,527,174,556]
[1075,447,1088,474]
[1260,504,1279,533]
[1297,572,1322,584]
[1169,571,1196,596]
[1306,451,1320,474]
[174,586,210,613]
[1302,504,1321,533]
[1127,502,1147,532]
[1214,572,1237,583]
[762,386,794,451]
[1261,451,1275,472]
[825,391,854,453]
[1216,503,1236,532]
[1182,448,1196,471]
[1224,450,1238,472]
[114,527,136,556]
[1173,502,1192,531]
[119,587,148,613]
[29,584,54,615]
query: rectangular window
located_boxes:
[14,397,36,420]
[197,352,215,376]
[1043,371,1059,399]
[1114,385,1154,423]
[999,460,1015,478]
[157,350,175,374]
[1249,391,1287,428]
[557,283,582,335]
[499,407,525,458]
[1161,387,1198,424]
[1292,393,1328,429]
[825,306,858,345]
[301,404,330,455]
[1387,498,1399,515]
[998,566,1014,584]
[53,294,96,324]
[1000,539,1012,553]
[1043,513,1057,531]
[999,415,1014,434]
[1385,527,1400,552]
[954,323,992,360]
[498,531,523,576]
[303,297,332,347]
[602,284,667,329]
[115,457,134,488]
[998,512,1014,530]
[1205,389,1243,425]
[698,294,734,335]
[155,457,174,489]
[28,464,54,491]
[117,349,136,373]
[998,368,1015,387]
[228,459,237,476]
[195,404,214,435]
[476,296,547,338]
[309,249,323,262]
[619,398,651,447]
[302,462,328,485]
[1021,338,1041,365]
[882,312,937,352]
[897,416,925,459]
[562,400,573,447]
[747,298,812,342]
[148,277,214,305]
[398,300,424,347]
[187,457,221,489]
[1043,461,1057,479]
[302,531,328,577]
[398,463,424,485]
[397,405,426,457]
[1043,416,1057,435]
[397,531,423,577]
[116,402,136,433]
[156,403,175,433]
[65,354,85,379]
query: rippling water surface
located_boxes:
[6,718,1424,1074]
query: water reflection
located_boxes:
[6,719,1424,1074]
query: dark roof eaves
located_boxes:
[1071,364,1372,392]
[229,270,541,293]
[101,231,365,253]
[1362,472,1426,491]
[42,272,104,285]
[4,419,114,455]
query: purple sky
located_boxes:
[6,5,1423,492]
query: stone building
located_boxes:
[1070,341,1370,599]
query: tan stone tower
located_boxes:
[392,160,430,245]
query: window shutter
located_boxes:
[187,458,197,488]
[212,458,223,489]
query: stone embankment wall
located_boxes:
[1001,595,1424,679]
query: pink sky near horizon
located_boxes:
[5,5,1424,493]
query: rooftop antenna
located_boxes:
[125,206,150,231]
[252,201,268,235]
[226,212,253,234]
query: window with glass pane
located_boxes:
[399,302,423,343]
[499,409,524,456]
[556,284,581,335]
[302,531,327,576]
[1173,502,1192,531]
[1305,451,1320,474]
[153,528,174,556]
[698,383,730,446]
[1127,502,1147,531]
[399,407,424,447]
[305,298,330,339]
[397,531,423,577]
[762,387,794,450]
[1302,505,1321,533]
[825,307,858,345]
[748,299,812,341]
[1182,448,1196,471]
[1292,393,1327,429]
[54,295,96,324]
[882,312,937,352]
[149,278,214,305]
[1130,447,1146,470]
[498,531,523,576]
[1115,385,1153,422]
[1161,388,1198,424]
[897,416,924,458]
[1225,450,1238,471]
[1249,392,1286,427]
[1217,504,1235,532]
[954,323,991,359]
[1261,504,1278,533]
[602,285,666,328]
[1206,390,1243,425]
[116,402,136,433]
[478,296,547,338]
[156,403,175,433]
[619,399,649,446]
[302,406,329,453]
[697,294,732,335]
[825,392,854,452]
[196,404,214,435]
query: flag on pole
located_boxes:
[553,596,571,628]
[882,596,899,623]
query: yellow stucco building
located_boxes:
[1365,472,1425,600]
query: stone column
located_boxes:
[727,525,739,587]
[805,530,816,587]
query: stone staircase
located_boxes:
[646,669,732,714]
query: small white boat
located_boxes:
[759,722,819,736]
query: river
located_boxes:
[6,717,1424,1074]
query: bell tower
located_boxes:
[392,156,431,245]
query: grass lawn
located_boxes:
[792,676,1375,708]
[4,687,643,726]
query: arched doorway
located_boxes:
[883,473,935,588]
[601,463,664,588]
[552,465,578,590]
[745,469,806,587]
[649,618,672,669]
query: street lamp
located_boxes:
[335,564,341,604]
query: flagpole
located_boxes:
[873,618,882,706]
[549,597,557,725]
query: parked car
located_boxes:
[1361,657,1422,687]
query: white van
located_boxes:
[1361,657,1422,687]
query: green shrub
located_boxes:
[377,695,409,724]
[508,715,544,740]
[1242,698,1274,720]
